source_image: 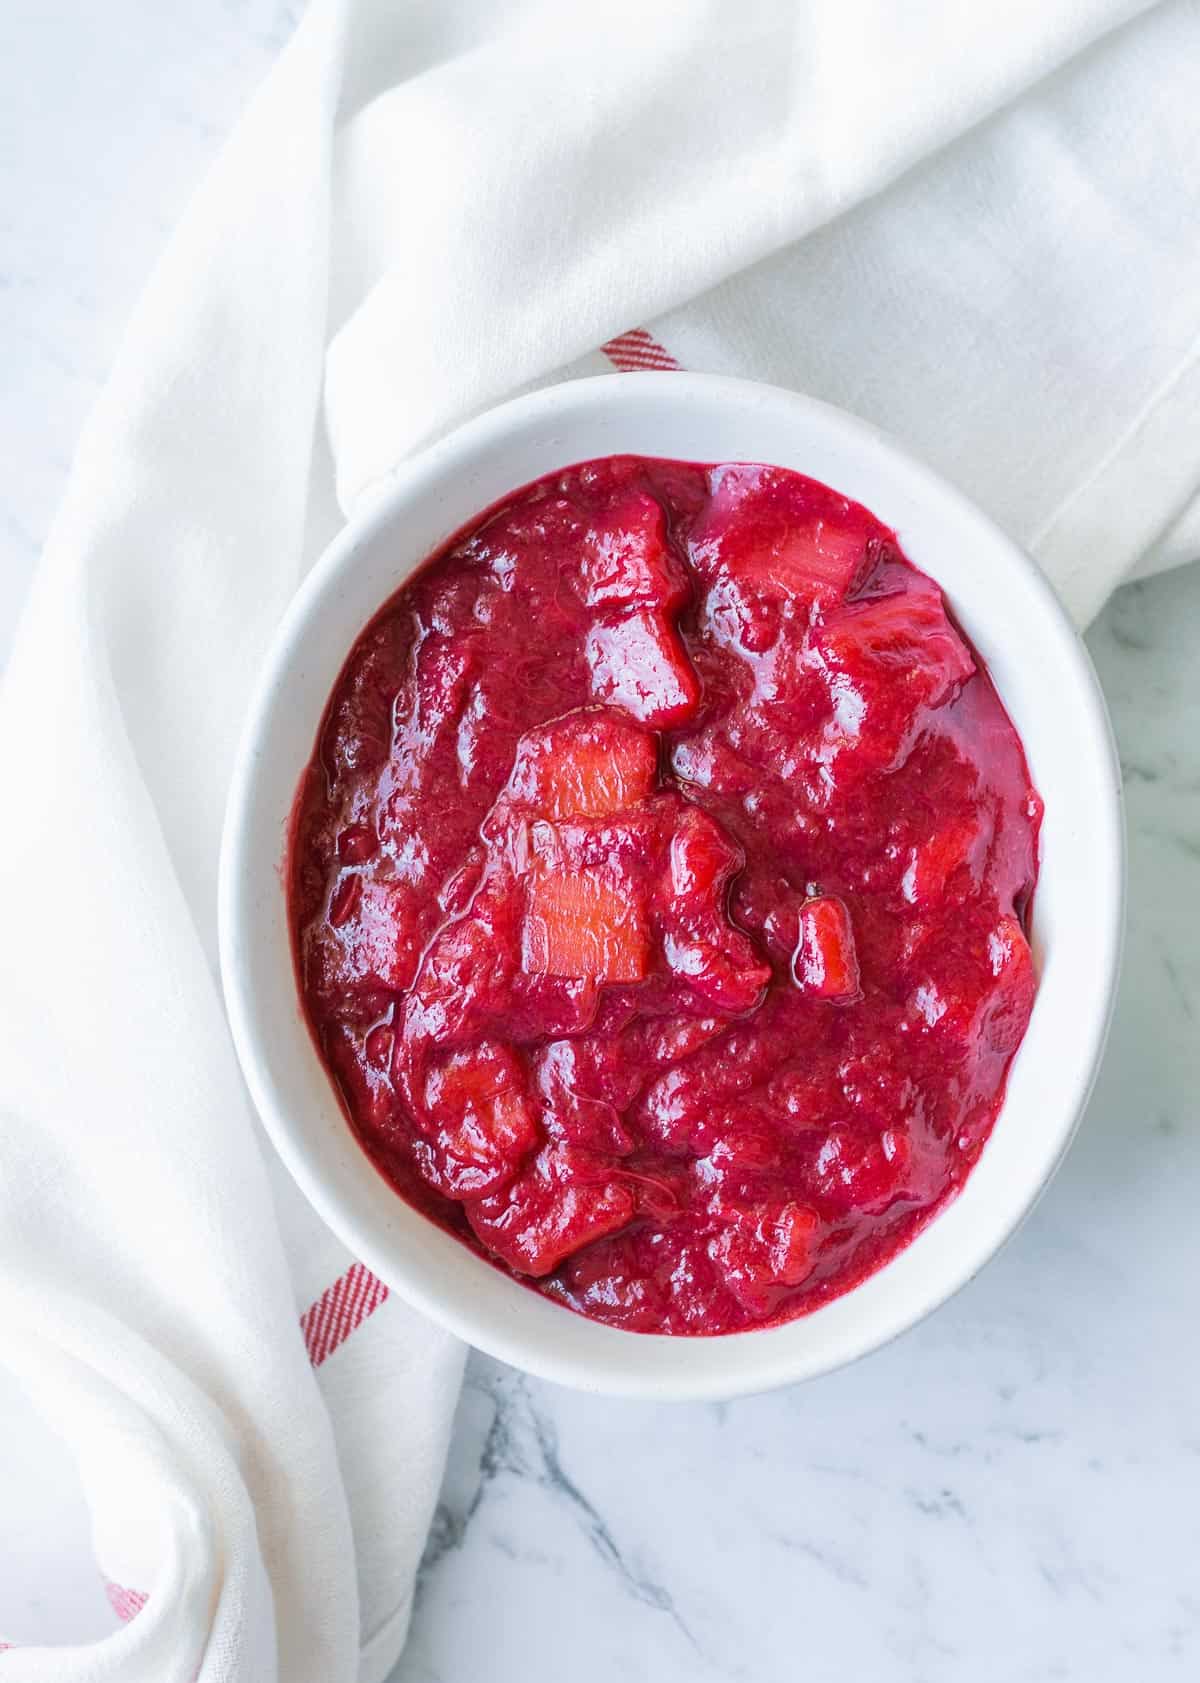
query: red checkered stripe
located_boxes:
[105,1583,149,1623]
[300,1259,389,1367]
[601,327,680,371]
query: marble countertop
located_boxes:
[2,5,1197,1679]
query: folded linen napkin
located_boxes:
[2,1,1197,1678]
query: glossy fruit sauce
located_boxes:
[289,457,1041,1334]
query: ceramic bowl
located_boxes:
[219,373,1124,1400]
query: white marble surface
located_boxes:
[2,5,1199,1679]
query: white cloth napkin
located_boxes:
[2,1,1197,1678]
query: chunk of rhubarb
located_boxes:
[408,889,516,1025]
[901,815,990,907]
[580,492,687,611]
[321,874,422,994]
[913,913,1036,1063]
[415,1041,539,1199]
[644,1014,725,1065]
[695,466,868,604]
[586,610,701,728]
[663,929,770,1013]
[791,896,861,1001]
[812,1127,910,1212]
[817,578,975,707]
[427,1038,528,1125]
[506,709,657,820]
[466,1144,636,1276]
[535,1038,634,1155]
[709,1200,819,1316]
[980,914,1037,1057]
[656,803,770,1011]
[392,879,521,1119]
[667,804,742,905]
[738,521,867,602]
[522,864,649,983]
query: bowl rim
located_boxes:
[218,371,1125,1400]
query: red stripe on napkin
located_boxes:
[601,328,680,371]
[300,1260,389,1368]
[105,1582,148,1623]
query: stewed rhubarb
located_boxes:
[289,457,1041,1334]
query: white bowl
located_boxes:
[219,373,1123,1400]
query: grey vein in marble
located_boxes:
[417,1370,694,1645]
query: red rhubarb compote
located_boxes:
[289,457,1041,1334]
